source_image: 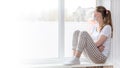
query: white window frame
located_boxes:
[58,0,64,62]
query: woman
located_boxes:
[65,6,113,65]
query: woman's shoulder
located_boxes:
[103,25,111,29]
[101,25,112,32]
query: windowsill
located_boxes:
[23,57,91,64]
[26,63,113,68]
[23,57,113,66]
[24,57,113,68]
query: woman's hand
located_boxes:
[98,45,105,52]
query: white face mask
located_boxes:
[91,13,97,21]
[94,16,97,21]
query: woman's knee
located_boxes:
[80,31,88,36]
[73,30,80,35]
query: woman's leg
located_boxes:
[72,30,80,56]
[64,30,80,65]
[75,31,107,64]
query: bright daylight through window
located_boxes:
[19,0,97,63]
[19,0,58,60]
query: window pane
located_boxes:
[96,0,111,10]
[65,0,96,57]
[19,0,58,59]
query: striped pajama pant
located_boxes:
[72,30,107,64]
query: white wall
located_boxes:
[111,0,120,67]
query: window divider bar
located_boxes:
[58,0,65,62]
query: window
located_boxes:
[96,0,111,10]
[19,0,58,60]
[0,0,112,66]
[19,0,97,64]
[65,0,96,57]
[19,0,111,64]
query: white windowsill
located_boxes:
[26,64,113,68]
[24,57,113,68]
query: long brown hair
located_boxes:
[96,6,113,37]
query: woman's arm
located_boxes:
[95,25,111,47]
[95,25,111,52]
[95,35,107,47]
[95,35,107,52]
